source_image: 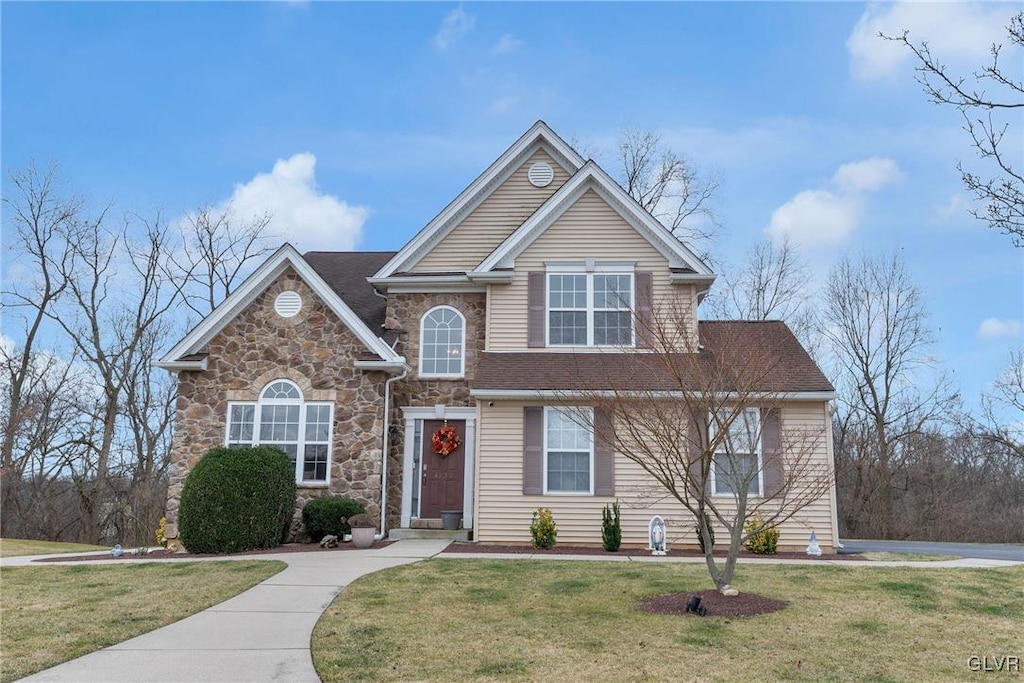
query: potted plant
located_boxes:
[347,513,377,549]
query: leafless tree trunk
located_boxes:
[564,296,832,592]
[822,251,957,538]
[884,12,1023,245]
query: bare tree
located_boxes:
[884,12,1023,245]
[973,348,1024,461]
[616,128,721,255]
[178,204,274,317]
[709,235,820,358]
[822,251,957,538]
[566,297,831,592]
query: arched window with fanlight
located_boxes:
[419,306,465,378]
[225,379,333,484]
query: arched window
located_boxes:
[419,306,465,377]
[226,379,333,484]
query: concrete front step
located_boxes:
[389,528,471,541]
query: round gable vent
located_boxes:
[527,162,554,188]
[274,290,303,318]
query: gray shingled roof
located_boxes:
[302,251,396,333]
[473,321,833,394]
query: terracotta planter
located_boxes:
[351,526,376,549]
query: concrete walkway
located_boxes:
[13,540,451,683]
[7,541,1020,682]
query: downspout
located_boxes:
[377,365,408,539]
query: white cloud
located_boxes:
[848,2,1016,81]
[977,318,1023,340]
[491,33,522,55]
[434,7,474,51]
[767,157,901,248]
[832,157,902,193]
[218,153,368,252]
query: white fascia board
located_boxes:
[158,243,400,368]
[467,270,514,282]
[373,122,585,279]
[367,274,487,293]
[354,360,410,373]
[470,389,837,401]
[669,273,717,286]
[153,358,208,372]
[474,162,714,277]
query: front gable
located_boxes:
[372,121,584,281]
[157,244,403,371]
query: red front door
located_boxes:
[420,420,465,519]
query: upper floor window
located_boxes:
[547,271,634,347]
[710,408,762,497]
[226,379,333,484]
[420,306,465,377]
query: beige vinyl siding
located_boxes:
[487,188,697,350]
[474,400,837,551]
[414,150,570,273]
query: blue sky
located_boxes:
[3,1,1022,408]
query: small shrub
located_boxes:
[302,496,366,540]
[743,513,780,555]
[601,501,621,552]
[695,512,715,553]
[155,516,168,548]
[347,513,376,529]
[178,445,297,554]
[530,507,557,549]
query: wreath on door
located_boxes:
[431,422,461,457]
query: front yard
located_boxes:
[312,559,1023,682]
[0,560,284,682]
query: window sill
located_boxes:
[298,481,330,489]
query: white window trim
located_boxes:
[543,406,595,495]
[545,270,635,348]
[709,407,763,498]
[225,380,334,487]
[418,305,466,379]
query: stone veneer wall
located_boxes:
[383,292,486,528]
[165,267,388,543]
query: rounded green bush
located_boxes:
[178,446,297,554]
[302,495,366,540]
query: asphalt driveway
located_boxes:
[840,539,1024,561]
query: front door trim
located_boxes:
[400,406,476,529]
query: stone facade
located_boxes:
[383,292,486,528]
[165,268,388,543]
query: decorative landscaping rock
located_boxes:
[320,534,339,548]
[721,585,739,597]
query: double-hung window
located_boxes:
[547,270,633,347]
[226,380,333,484]
[710,408,762,496]
[544,407,594,494]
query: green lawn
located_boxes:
[1,560,284,682]
[0,538,109,557]
[312,559,1023,682]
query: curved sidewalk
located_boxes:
[14,540,451,683]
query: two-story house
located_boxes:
[157,121,839,551]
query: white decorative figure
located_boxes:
[806,530,822,556]
[649,516,668,556]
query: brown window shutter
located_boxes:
[635,272,654,349]
[761,408,784,498]
[523,406,544,495]
[593,409,615,496]
[527,272,546,348]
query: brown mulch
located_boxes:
[33,541,393,563]
[639,590,787,618]
[441,543,863,561]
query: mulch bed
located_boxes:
[639,590,787,618]
[33,541,393,563]
[442,543,863,561]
